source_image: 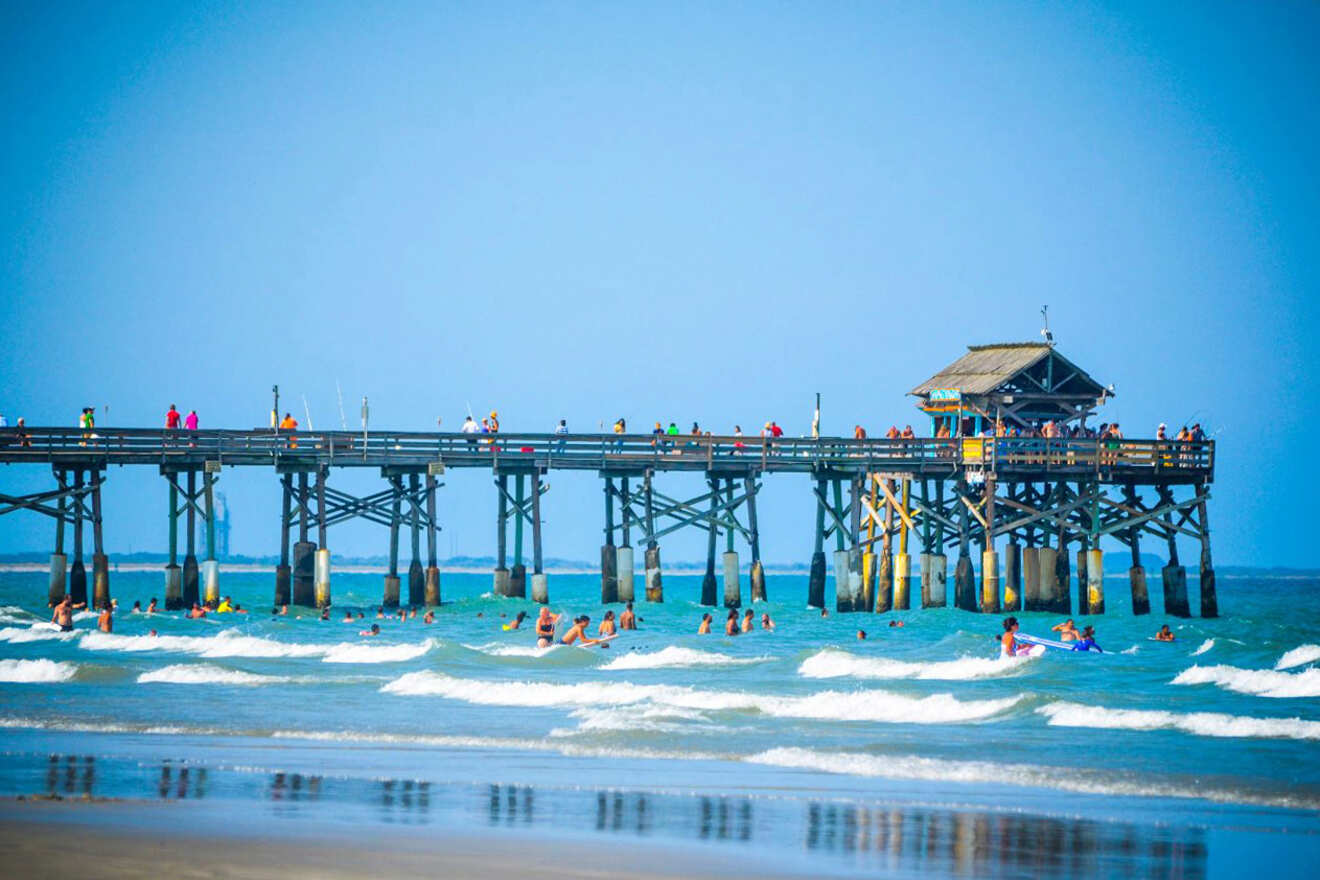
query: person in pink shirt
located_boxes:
[184,410,199,430]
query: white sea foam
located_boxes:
[1191,638,1215,656]
[381,672,1021,724]
[137,663,290,685]
[1120,645,1139,655]
[80,629,433,663]
[0,624,79,644]
[745,747,1319,810]
[320,639,436,664]
[1276,644,1320,671]
[0,605,35,624]
[1038,701,1320,741]
[0,716,219,736]
[1171,664,1320,698]
[0,658,78,683]
[601,646,767,671]
[798,648,1028,681]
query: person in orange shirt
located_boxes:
[279,412,298,448]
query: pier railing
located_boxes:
[0,427,1213,480]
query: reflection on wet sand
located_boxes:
[157,760,207,799]
[804,801,1206,879]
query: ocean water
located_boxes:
[2,568,1318,876]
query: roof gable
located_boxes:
[910,343,1106,398]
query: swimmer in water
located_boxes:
[146,598,157,614]
[820,608,829,618]
[320,607,331,621]
[506,610,527,631]
[535,607,560,648]
[740,609,754,633]
[598,610,617,637]
[1072,625,1104,653]
[50,595,84,632]
[342,610,355,622]
[697,613,712,635]
[619,602,637,630]
[1051,618,1080,642]
[131,600,141,613]
[188,603,207,619]
[760,613,775,631]
[97,603,113,633]
[376,607,385,619]
[560,615,603,646]
[888,619,904,628]
[423,610,435,624]
[1154,624,1175,642]
[724,609,739,636]
[1000,616,1030,657]
[359,623,381,637]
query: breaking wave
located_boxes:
[1171,664,1320,698]
[0,624,79,644]
[381,671,1021,724]
[1276,644,1320,671]
[1191,639,1215,656]
[601,646,768,671]
[0,658,79,683]
[137,664,291,686]
[80,630,434,664]
[746,747,1319,810]
[1038,701,1320,741]
[798,648,1029,681]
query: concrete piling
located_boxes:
[833,549,852,612]
[291,541,315,607]
[722,550,740,608]
[807,551,826,609]
[617,546,635,603]
[893,553,911,611]
[954,554,976,611]
[409,559,426,606]
[1037,547,1059,612]
[492,566,510,598]
[183,555,200,608]
[601,544,619,604]
[69,558,86,605]
[203,559,221,607]
[1198,494,1218,618]
[92,553,110,610]
[1162,564,1190,617]
[383,573,401,607]
[509,563,526,599]
[314,549,330,608]
[861,551,877,613]
[1075,548,1089,615]
[749,560,765,603]
[1002,543,1021,612]
[274,565,291,607]
[530,573,548,604]
[875,554,892,614]
[165,564,182,610]
[1021,547,1040,611]
[425,565,441,606]
[1086,548,1104,615]
[919,553,947,607]
[1055,544,1073,614]
[1129,564,1149,615]
[47,553,67,606]
[981,550,1000,614]
[644,546,663,602]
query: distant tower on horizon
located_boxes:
[196,491,231,560]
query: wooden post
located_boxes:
[274,474,291,607]
[425,473,441,606]
[807,475,827,608]
[494,472,510,598]
[701,477,719,606]
[90,469,109,611]
[644,470,662,602]
[746,475,765,602]
[383,476,402,607]
[530,471,547,604]
[601,476,618,603]
[1197,488,1218,618]
[409,472,425,604]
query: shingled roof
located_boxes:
[910,342,1107,398]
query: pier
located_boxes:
[0,344,1216,617]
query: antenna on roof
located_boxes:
[1040,305,1054,346]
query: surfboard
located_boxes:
[589,633,618,647]
[1016,633,1076,651]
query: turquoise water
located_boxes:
[2,568,1318,875]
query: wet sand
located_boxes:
[0,802,815,880]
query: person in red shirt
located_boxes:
[165,405,182,429]
[769,421,783,438]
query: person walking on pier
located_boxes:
[184,410,198,431]
[613,418,626,452]
[279,412,298,449]
[462,415,479,449]
[554,419,569,453]
[79,407,95,446]
[166,405,182,430]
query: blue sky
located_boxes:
[1,1,1316,566]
